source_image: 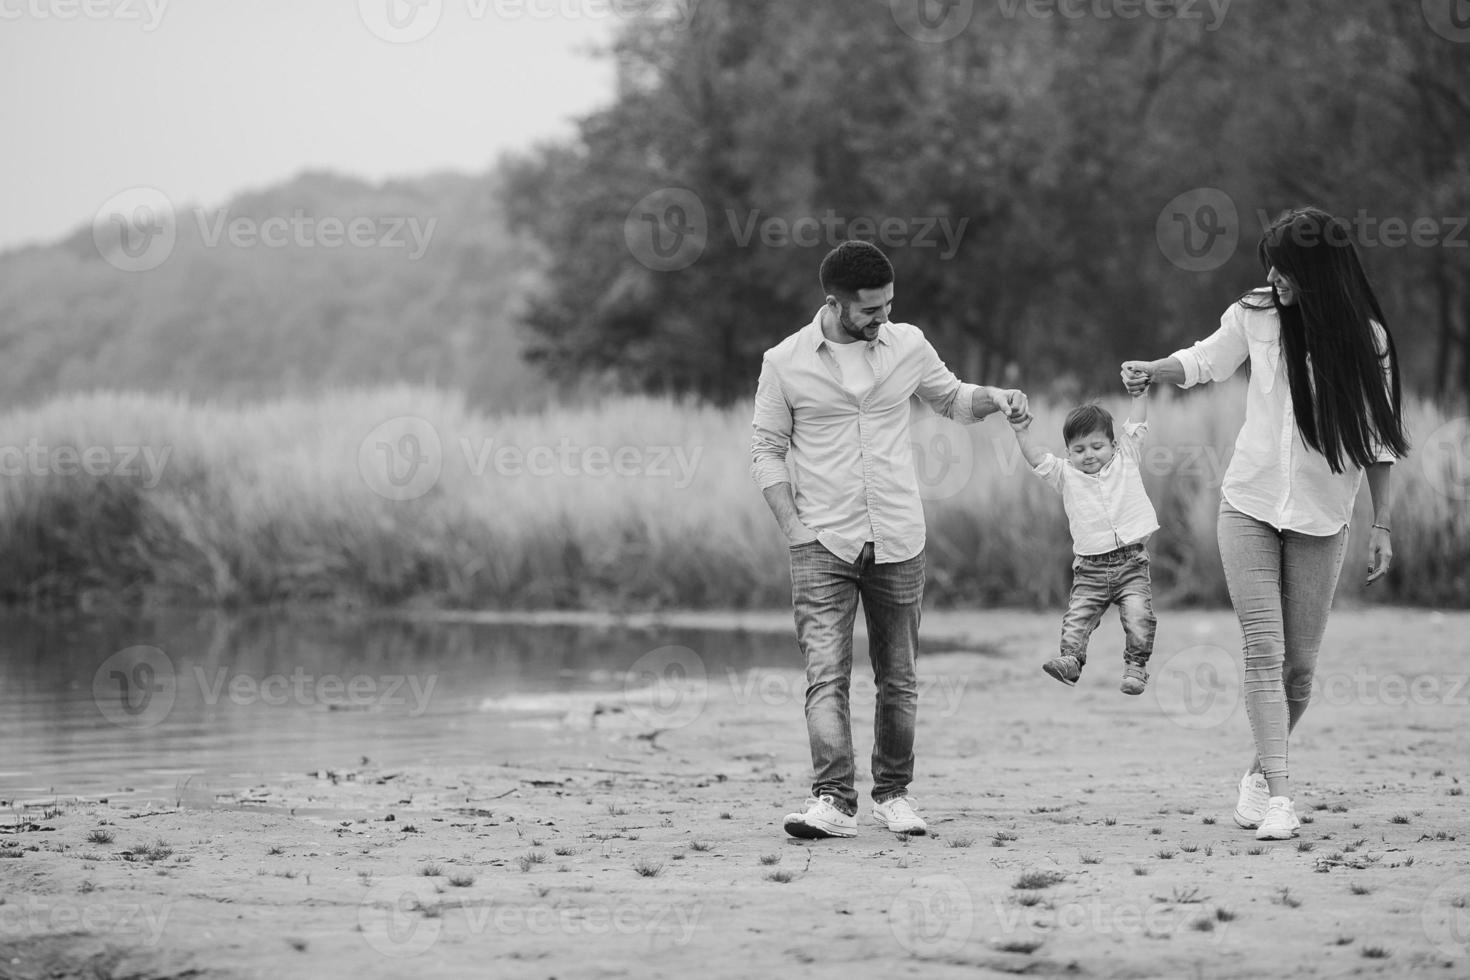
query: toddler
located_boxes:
[1009,387,1159,694]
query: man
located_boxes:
[750,240,1028,839]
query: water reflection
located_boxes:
[0,609,797,803]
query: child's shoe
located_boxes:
[1120,660,1148,696]
[1043,655,1083,686]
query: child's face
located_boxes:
[1067,428,1116,475]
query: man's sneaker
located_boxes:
[1233,771,1270,829]
[783,794,857,839]
[872,796,927,835]
[1120,661,1148,696]
[1043,655,1083,687]
[1255,797,1301,840]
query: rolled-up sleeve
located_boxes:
[1120,421,1148,461]
[913,339,982,424]
[750,355,794,489]
[1171,304,1249,389]
[1032,453,1066,495]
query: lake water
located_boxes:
[0,609,799,805]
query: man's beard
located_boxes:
[838,306,873,342]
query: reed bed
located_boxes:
[0,385,1462,609]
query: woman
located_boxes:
[1122,207,1409,840]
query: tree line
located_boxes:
[503,0,1470,407]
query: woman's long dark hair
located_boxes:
[1240,207,1410,473]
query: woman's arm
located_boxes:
[1120,357,1185,396]
[1122,304,1252,395]
[1364,462,1394,586]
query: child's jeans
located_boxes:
[1059,544,1157,666]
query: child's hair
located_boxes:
[1062,404,1115,445]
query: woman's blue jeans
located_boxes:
[789,541,924,816]
[1217,502,1348,782]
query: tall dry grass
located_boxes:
[0,385,1463,610]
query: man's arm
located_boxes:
[761,483,818,545]
[749,355,818,545]
[972,385,1031,423]
[911,335,1029,423]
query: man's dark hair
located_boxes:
[819,240,894,300]
[1063,404,1115,445]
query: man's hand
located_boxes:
[991,387,1030,422]
[787,523,820,546]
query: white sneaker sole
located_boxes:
[871,813,927,835]
[1233,809,1263,829]
[783,815,857,839]
[1255,823,1298,841]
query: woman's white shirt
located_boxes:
[1170,293,1396,536]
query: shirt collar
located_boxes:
[807,307,892,351]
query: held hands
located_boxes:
[1365,526,1393,586]
[991,387,1030,423]
[1120,361,1153,397]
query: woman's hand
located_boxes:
[1366,526,1393,586]
[1120,361,1153,397]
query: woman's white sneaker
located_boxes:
[1233,772,1270,829]
[1255,796,1301,840]
[783,795,858,839]
[872,796,927,835]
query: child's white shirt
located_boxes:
[1031,421,1160,556]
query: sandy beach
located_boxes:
[3,606,1467,980]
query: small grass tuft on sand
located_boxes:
[1013,870,1065,890]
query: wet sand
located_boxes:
[3,607,1468,979]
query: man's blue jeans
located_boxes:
[789,540,924,816]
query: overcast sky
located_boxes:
[0,0,621,252]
